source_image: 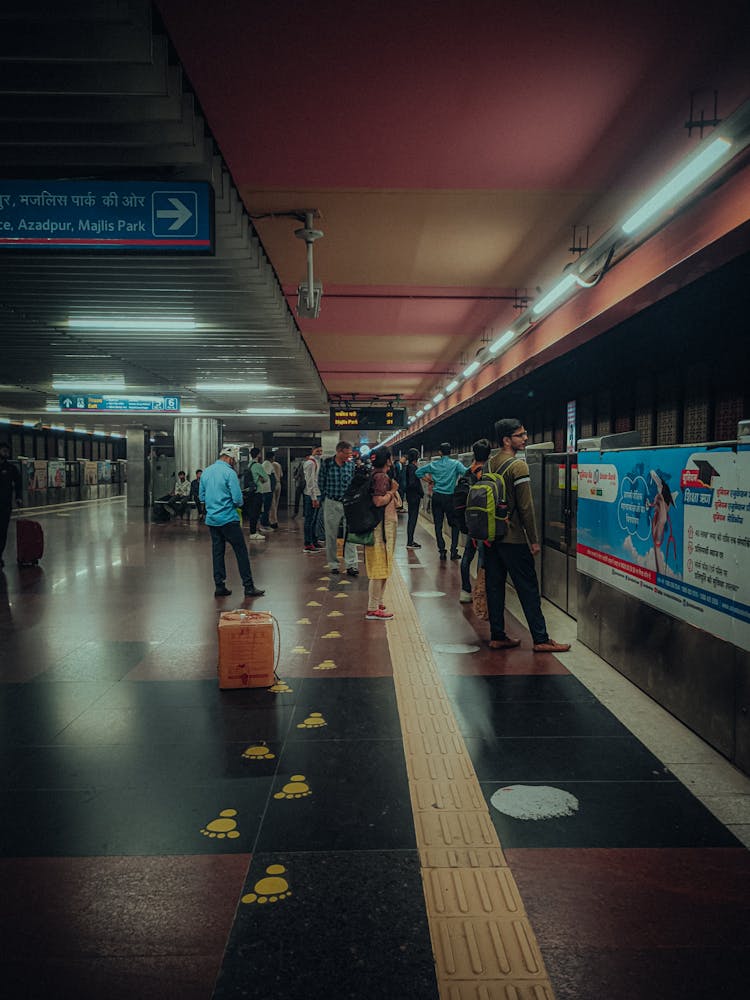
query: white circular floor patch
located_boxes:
[410,591,446,598]
[490,784,579,820]
[432,643,480,654]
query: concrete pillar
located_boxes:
[173,417,222,480]
[126,427,149,508]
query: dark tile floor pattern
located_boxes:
[1,503,748,999]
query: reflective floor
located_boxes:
[1,497,749,999]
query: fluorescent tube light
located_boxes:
[53,379,125,391]
[408,416,416,424]
[532,274,577,315]
[244,407,297,415]
[423,402,433,411]
[433,392,444,403]
[110,433,123,438]
[50,424,66,431]
[416,409,424,418]
[489,330,514,354]
[462,360,480,378]
[196,383,274,392]
[445,379,459,393]
[22,420,36,427]
[622,137,732,235]
[67,318,197,331]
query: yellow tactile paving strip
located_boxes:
[386,565,556,1000]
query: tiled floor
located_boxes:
[1,498,749,999]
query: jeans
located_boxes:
[260,491,273,526]
[323,498,357,568]
[209,520,255,590]
[483,542,548,643]
[303,495,318,546]
[405,493,421,545]
[244,493,262,533]
[431,491,459,555]
[0,503,11,558]
[460,537,484,592]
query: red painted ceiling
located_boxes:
[155,0,750,409]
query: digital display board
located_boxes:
[330,407,406,430]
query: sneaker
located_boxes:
[214,587,232,597]
[411,541,422,548]
[270,524,279,530]
[346,567,359,577]
[459,590,472,603]
[249,532,266,541]
[314,541,325,549]
[378,605,394,618]
[329,566,340,574]
[365,608,393,621]
[488,637,521,649]
[302,545,316,553]
[244,587,266,597]
[450,551,461,560]
[533,639,571,653]
[439,551,447,560]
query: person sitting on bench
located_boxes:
[169,470,191,519]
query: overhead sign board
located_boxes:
[0,181,213,252]
[59,395,181,412]
[330,407,406,431]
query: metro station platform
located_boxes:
[2,498,750,1000]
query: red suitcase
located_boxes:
[16,519,44,566]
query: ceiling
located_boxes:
[1,0,749,442]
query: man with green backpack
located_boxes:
[481,418,570,653]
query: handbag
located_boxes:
[346,528,374,546]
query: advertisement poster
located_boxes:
[84,461,98,486]
[97,460,111,484]
[48,459,66,488]
[577,444,750,651]
[25,460,48,491]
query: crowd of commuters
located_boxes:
[1,425,571,651]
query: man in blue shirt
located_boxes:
[199,446,265,599]
[415,442,468,560]
[318,439,359,576]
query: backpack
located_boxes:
[294,462,306,489]
[242,464,259,497]
[452,467,480,534]
[465,458,517,542]
[342,465,379,534]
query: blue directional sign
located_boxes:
[0,181,212,252]
[59,395,181,412]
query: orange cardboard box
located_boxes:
[217,610,275,689]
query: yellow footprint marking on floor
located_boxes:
[327,610,343,617]
[322,631,341,638]
[291,646,310,654]
[306,601,321,607]
[297,711,326,729]
[314,659,337,671]
[333,592,348,599]
[338,580,351,586]
[274,774,312,799]
[200,808,241,839]
[241,865,292,905]
[318,576,330,581]
[268,679,293,693]
[242,744,275,760]
[296,617,312,624]
[316,586,329,591]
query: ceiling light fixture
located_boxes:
[622,136,732,235]
[433,392,444,404]
[416,409,424,418]
[445,379,459,394]
[462,360,480,378]
[53,379,125,391]
[489,330,514,354]
[195,383,275,392]
[532,274,578,316]
[67,318,197,331]
[423,402,433,411]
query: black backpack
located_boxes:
[452,467,480,534]
[342,466,379,534]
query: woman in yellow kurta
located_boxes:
[364,448,400,621]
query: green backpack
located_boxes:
[465,458,517,542]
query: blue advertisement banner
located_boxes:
[577,445,750,651]
[0,181,212,251]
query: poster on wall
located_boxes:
[97,460,111,484]
[84,461,98,486]
[48,459,66,488]
[25,460,48,491]
[577,444,750,651]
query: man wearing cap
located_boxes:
[199,446,265,599]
